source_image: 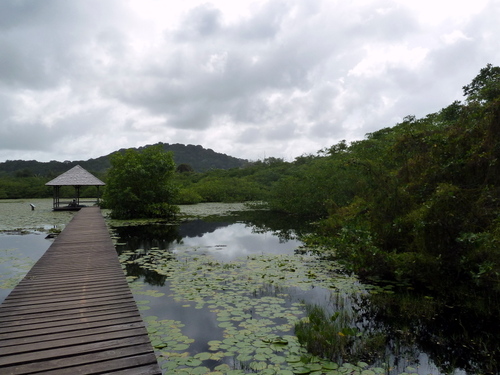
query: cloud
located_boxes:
[0,0,498,163]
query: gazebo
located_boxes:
[45,165,105,211]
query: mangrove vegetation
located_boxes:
[3,64,500,296]
[2,65,500,372]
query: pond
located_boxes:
[109,205,497,375]
[1,200,498,374]
[0,198,75,303]
[0,231,53,303]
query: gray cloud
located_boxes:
[0,0,498,163]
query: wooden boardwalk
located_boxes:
[0,207,161,375]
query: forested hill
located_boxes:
[0,143,248,177]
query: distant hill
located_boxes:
[0,143,248,177]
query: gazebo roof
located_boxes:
[45,165,105,186]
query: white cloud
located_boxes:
[0,0,499,163]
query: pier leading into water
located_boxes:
[0,207,161,375]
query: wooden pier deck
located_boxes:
[0,207,161,375]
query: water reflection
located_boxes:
[363,291,500,374]
[114,218,303,281]
[113,213,499,375]
[179,222,302,261]
[0,232,52,303]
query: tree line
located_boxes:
[3,64,500,295]
[177,64,500,295]
[267,64,500,295]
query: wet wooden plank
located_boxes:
[0,207,161,375]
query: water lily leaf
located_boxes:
[172,343,190,351]
[185,358,202,367]
[293,367,311,374]
[207,340,222,347]
[270,355,286,364]
[254,354,268,361]
[210,352,225,361]
[190,366,210,374]
[250,361,267,371]
[322,362,339,370]
[150,339,163,347]
[236,353,252,362]
[307,363,322,371]
[194,352,212,361]
[286,355,302,363]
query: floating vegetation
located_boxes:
[118,244,407,374]
[106,203,250,229]
[0,248,37,290]
[0,230,55,300]
[179,202,250,219]
[0,198,75,233]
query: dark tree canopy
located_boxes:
[176,163,195,173]
[102,145,179,219]
[463,63,500,103]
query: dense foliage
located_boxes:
[3,65,500,296]
[173,157,288,204]
[101,145,179,219]
[269,64,500,294]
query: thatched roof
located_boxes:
[45,165,105,186]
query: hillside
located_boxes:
[0,143,248,177]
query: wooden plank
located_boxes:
[0,294,136,313]
[0,314,142,337]
[3,284,132,299]
[1,290,134,306]
[1,345,156,375]
[0,305,139,325]
[1,327,150,356]
[0,207,161,375]
[0,321,146,346]
[0,335,153,366]
[0,300,138,318]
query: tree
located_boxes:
[176,163,195,173]
[102,145,179,219]
[463,63,500,103]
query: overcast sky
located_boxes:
[0,0,498,163]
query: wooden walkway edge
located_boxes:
[0,207,161,375]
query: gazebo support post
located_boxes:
[52,186,61,209]
[75,185,81,206]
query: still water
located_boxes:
[0,232,53,303]
[1,202,498,374]
[111,212,486,375]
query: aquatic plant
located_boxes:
[119,246,384,374]
[295,302,387,365]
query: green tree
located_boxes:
[263,65,500,292]
[102,145,179,219]
[463,63,500,103]
[176,163,195,173]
